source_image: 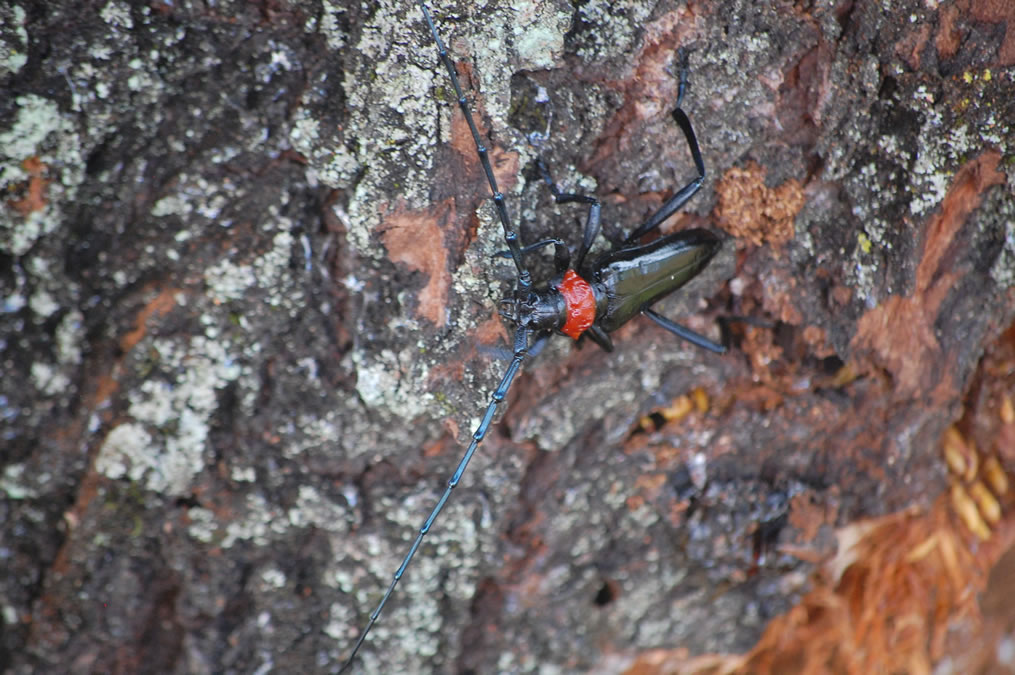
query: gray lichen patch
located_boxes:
[327,484,487,671]
[987,180,1015,289]
[150,172,238,223]
[214,485,353,550]
[572,0,659,65]
[838,65,1013,305]
[1,462,38,500]
[352,344,434,421]
[95,336,245,495]
[0,94,85,256]
[0,4,29,78]
[204,230,299,306]
[512,0,569,70]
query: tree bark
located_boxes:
[1,0,1013,673]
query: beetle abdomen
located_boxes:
[594,228,721,333]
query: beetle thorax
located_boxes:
[500,287,566,333]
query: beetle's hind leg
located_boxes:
[625,49,705,243]
[643,308,727,354]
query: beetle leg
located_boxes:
[493,238,571,272]
[552,239,573,273]
[528,331,554,357]
[493,238,564,256]
[584,324,614,352]
[625,50,705,243]
[536,158,602,272]
[643,309,726,353]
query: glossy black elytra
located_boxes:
[339,2,726,670]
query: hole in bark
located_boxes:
[593,579,618,607]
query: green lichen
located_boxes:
[857,231,873,255]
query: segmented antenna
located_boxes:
[417,2,531,290]
[338,3,533,671]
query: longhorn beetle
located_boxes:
[340,2,727,670]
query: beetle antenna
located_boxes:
[417,1,532,291]
[339,326,529,672]
[339,3,536,670]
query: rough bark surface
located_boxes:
[1,1,1013,673]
